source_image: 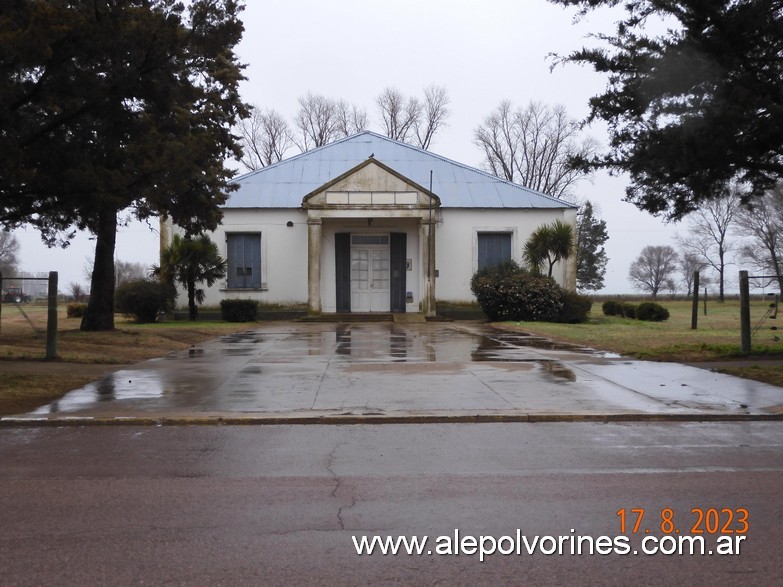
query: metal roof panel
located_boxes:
[226,131,575,210]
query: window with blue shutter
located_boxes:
[477,232,512,271]
[226,233,261,288]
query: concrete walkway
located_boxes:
[3,321,782,424]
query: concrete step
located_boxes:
[296,313,394,323]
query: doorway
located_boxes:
[350,235,390,312]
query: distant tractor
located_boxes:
[2,286,31,303]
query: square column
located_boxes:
[307,217,322,314]
[420,217,436,317]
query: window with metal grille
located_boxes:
[226,233,261,288]
[477,232,512,271]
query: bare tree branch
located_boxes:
[414,85,450,150]
[474,100,518,182]
[628,245,679,298]
[678,251,710,297]
[675,186,739,301]
[376,87,421,144]
[294,92,340,151]
[237,106,293,171]
[474,101,598,200]
[334,100,368,137]
[734,183,783,293]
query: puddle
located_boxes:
[222,347,256,357]
[491,333,594,353]
[471,335,565,362]
[29,370,167,415]
[220,332,264,344]
[541,361,577,382]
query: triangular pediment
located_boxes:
[302,158,440,209]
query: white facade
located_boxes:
[177,208,309,307]
[435,207,577,302]
[164,132,577,315]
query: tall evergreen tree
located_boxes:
[549,0,783,220]
[0,0,248,330]
[575,201,608,291]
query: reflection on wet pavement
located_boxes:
[13,321,783,419]
[35,371,167,414]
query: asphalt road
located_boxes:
[1,422,781,585]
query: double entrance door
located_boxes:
[335,232,407,313]
[351,244,390,312]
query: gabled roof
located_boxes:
[227,131,574,209]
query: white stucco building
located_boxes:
[163,131,577,317]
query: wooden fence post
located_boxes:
[691,271,699,330]
[739,270,751,353]
[45,271,58,360]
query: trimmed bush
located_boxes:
[556,292,592,323]
[220,299,258,322]
[470,263,564,322]
[602,300,622,316]
[636,302,670,322]
[66,303,87,318]
[621,302,637,319]
[115,279,168,323]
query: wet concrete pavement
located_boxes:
[5,321,783,422]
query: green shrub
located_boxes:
[621,302,637,319]
[115,279,168,323]
[470,263,564,322]
[602,300,622,316]
[220,299,258,322]
[636,302,670,322]
[556,292,592,323]
[66,303,87,318]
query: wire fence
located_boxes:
[0,272,58,358]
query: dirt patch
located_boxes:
[0,362,126,416]
[0,305,250,416]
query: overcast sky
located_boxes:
[15,0,686,294]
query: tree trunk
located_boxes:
[81,208,117,331]
[770,250,783,295]
[187,275,197,321]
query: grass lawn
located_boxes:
[0,303,249,416]
[495,298,783,387]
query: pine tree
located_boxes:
[549,0,783,220]
[576,201,608,291]
[0,1,248,330]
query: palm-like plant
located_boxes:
[155,234,226,321]
[524,220,575,278]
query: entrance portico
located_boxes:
[304,159,439,317]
